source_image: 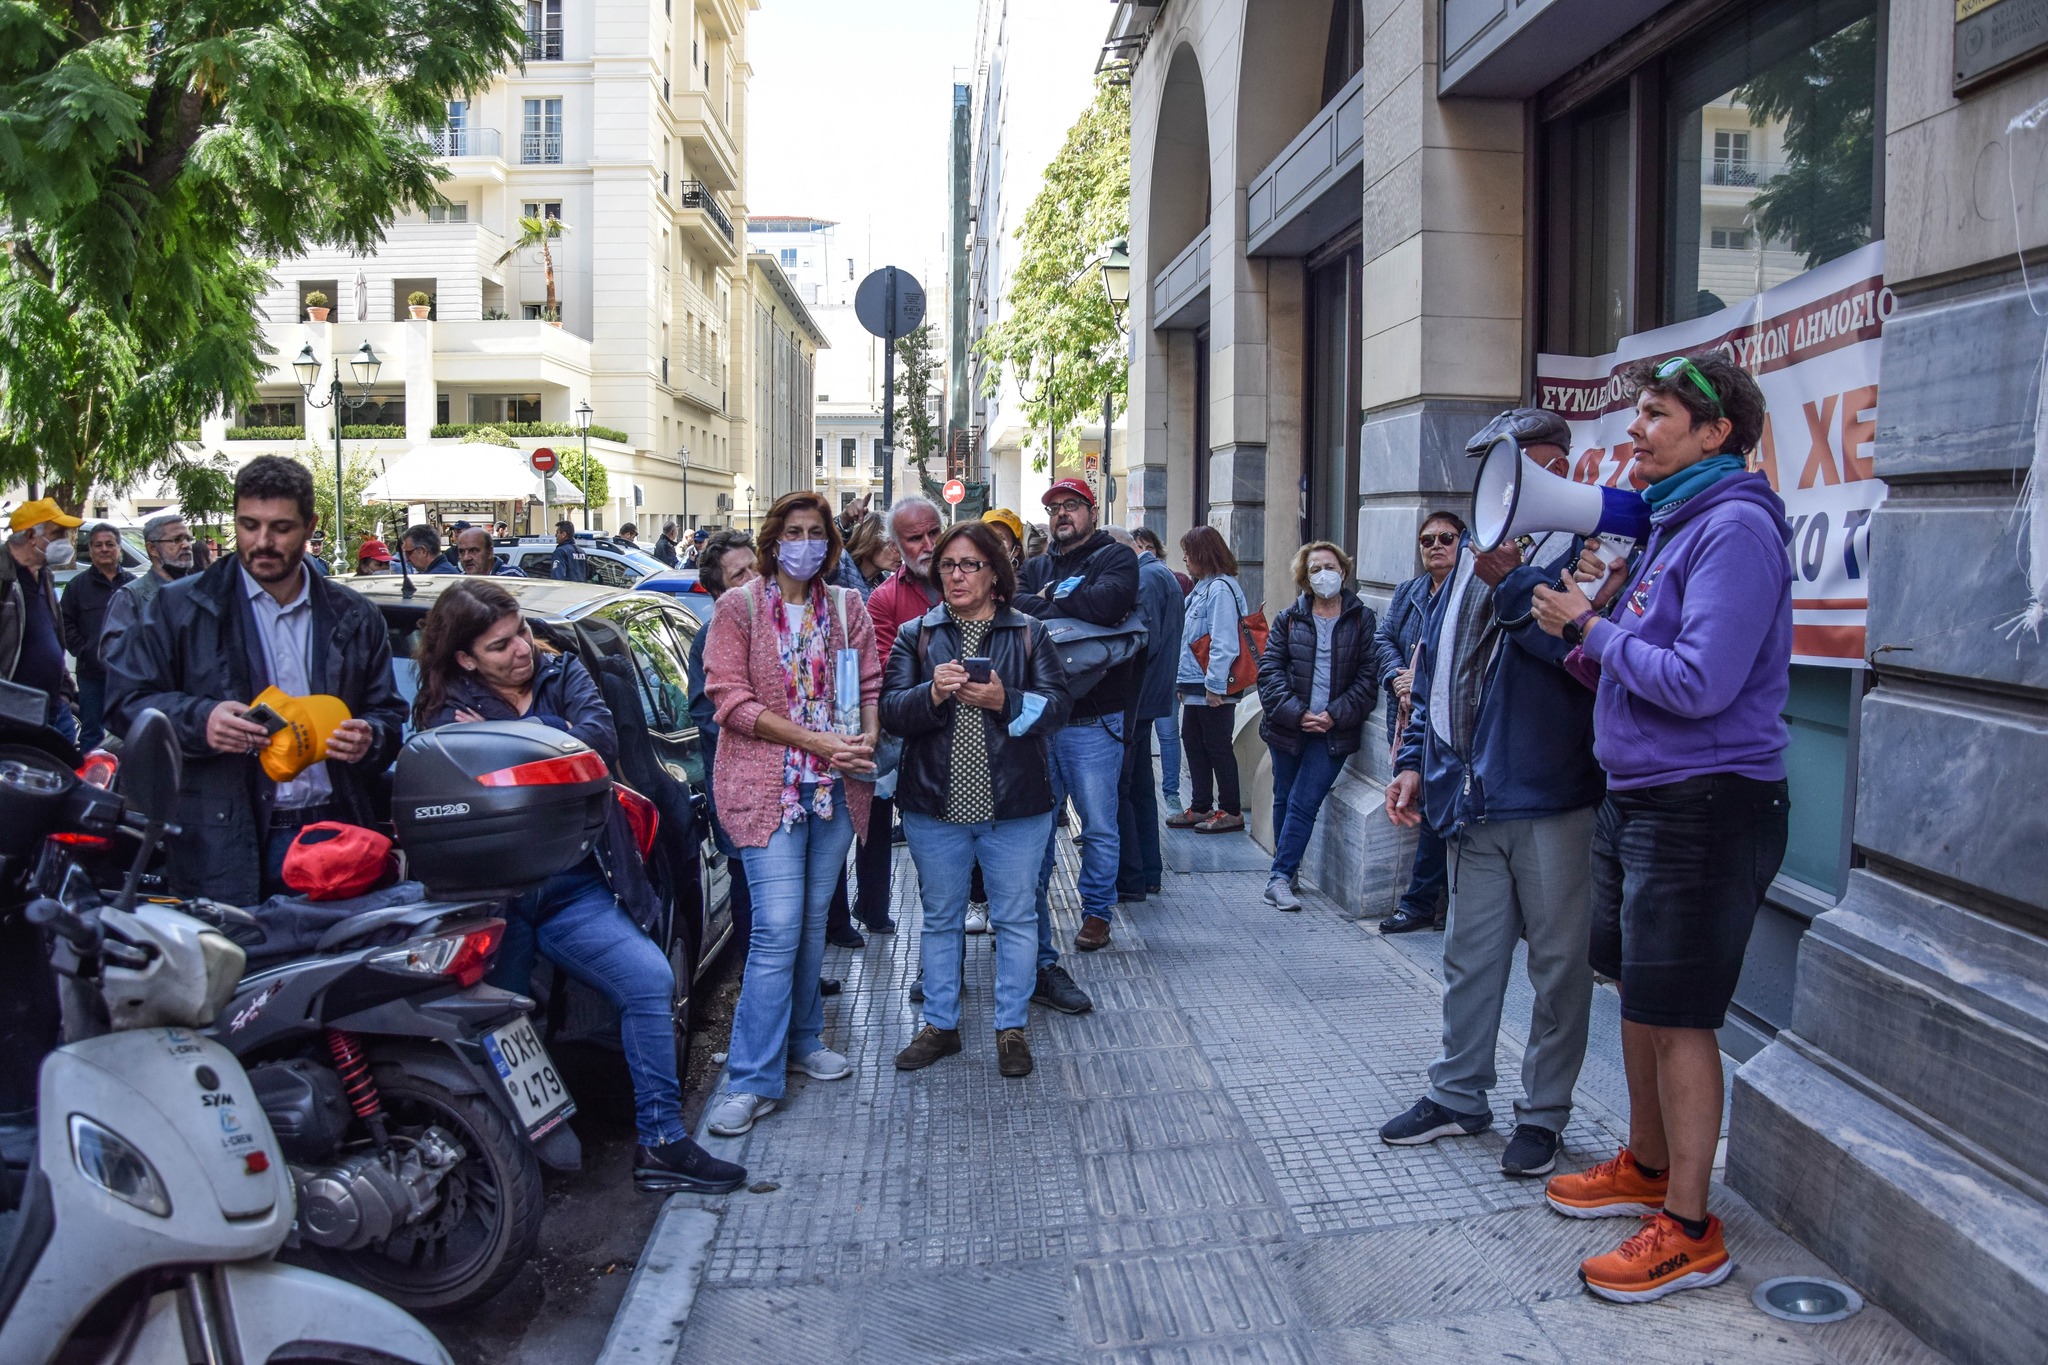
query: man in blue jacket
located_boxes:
[1376,408,1612,1181]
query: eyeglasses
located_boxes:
[1046,499,1089,515]
[1653,355,1722,414]
[1418,532,1459,548]
[937,558,988,577]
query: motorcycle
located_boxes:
[0,693,450,1365]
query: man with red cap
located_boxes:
[1011,477,1140,997]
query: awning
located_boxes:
[362,443,583,506]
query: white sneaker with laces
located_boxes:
[964,903,991,934]
[705,1092,776,1137]
[788,1046,852,1081]
[1267,876,1301,911]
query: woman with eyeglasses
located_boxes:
[1168,525,1250,834]
[1254,542,1378,911]
[1528,351,1790,1303]
[702,491,882,1137]
[1374,511,1464,933]
[881,522,1071,1079]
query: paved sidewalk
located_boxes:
[652,830,1942,1364]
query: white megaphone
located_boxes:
[1470,435,1651,583]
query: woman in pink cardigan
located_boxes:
[702,491,882,1137]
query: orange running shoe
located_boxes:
[1579,1212,1733,1303]
[1544,1147,1669,1219]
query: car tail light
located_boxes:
[614,783,659,860]
[368,919,506,989]
[77,751,118,789]
[48,832,111,849]
[474,751,608,788]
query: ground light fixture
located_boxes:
[1752,1276,1863,1325]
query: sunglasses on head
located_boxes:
[1653,356,1722,415]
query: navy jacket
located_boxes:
[550,541,588,581]
[1013,529,1141,720]
[1132,551,1184,722]
[1373,572,1444,744]
[1394,542,1603,836]
[1257,591,1378,759]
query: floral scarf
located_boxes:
[765,575,838,828]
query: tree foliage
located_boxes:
[500,214,567,319]
[973,77,1130,471]
[893,322,942,475]
[0,0,525,510]
[1737,17,1875,269]
[161,450,236,525]
[295,447,387,550]
[556,447,609,510]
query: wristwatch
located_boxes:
[1561,608,1598,647]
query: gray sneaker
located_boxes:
[964,903,991,934]
[1266,875,1301,911]
[788,1047,851,1081]
[705,1092,777,1137]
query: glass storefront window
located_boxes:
[1541,87,1632,355]
[1779,665,1856,896]
[1663,0,1876,324]
[1306,246,1361,560]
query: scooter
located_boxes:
[0,696,450,1365]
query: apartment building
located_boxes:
[178,0,765,536]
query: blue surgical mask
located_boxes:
[777,537,828,581]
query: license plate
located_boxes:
[483,1018,575,1137]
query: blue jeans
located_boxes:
[1399,825,1449,918]
[1155,713,1182,807]
[1269,735,1346,881]
[1036,716,1125,966]
[486,863,684,1146]
[47,697,76,747]
[1118,723,1162,893]
[904,809,1053,1031]
[76,674,106,751]
[729,785,857,1099]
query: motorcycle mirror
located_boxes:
[119,709,182,827]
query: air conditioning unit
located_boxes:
[715,493,733,511]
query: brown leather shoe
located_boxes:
[1194,811,1245,834]
[997,1028,1033,1077]
[1074,915,1112,951]
[894,1025,962,1071]
[1164,808,1208,829]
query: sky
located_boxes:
[746,1,980,293]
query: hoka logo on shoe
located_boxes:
[1650,1252,1690,1278]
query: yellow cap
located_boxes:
[8,498,83,532]
[253,685,354,783]
[981,507,1024,542]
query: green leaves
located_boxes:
[893,323,942,472]
[0,0,524,510]
[973,78,1130,471]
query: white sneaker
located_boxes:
[964,903,991,934]
[1267,875,1301,912]
[705,1092,776,1137]
[788,1047,852,1081]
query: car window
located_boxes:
[519,552,554,577]
[619,609,690,733]
[586,552,638,589]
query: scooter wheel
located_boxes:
[311,1059,545,1315]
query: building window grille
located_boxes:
[521,97,563,164]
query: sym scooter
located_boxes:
[0,696,450,1365]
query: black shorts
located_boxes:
[1589,774,1789,1030]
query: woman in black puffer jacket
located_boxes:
[1255,542,1379,911]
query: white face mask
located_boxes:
[1308,568,1342,599]
[39,531,76,570]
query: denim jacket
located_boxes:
[1176,574,1246,695]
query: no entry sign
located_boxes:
[530,446,558,475]
[942,478,965,505]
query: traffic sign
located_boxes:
[942,478,966,505]
[854,267,927,340]
[530,446,558,475]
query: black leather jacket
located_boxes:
[880,603,1074,822]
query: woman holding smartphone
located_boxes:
[702,492,882,1137]
[881,522,1072,1078]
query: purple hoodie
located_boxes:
[1581,471,1792,790]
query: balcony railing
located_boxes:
[525,27,562,61]
[1706,159,1786,187]
[677,181,733,243]
[428,125,501,157]
[521,131,563,164]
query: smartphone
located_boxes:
[961,656,994,684]
[243,703,289,737]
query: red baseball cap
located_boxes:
[1042,478,1096,509]
[283,822,398,901]
[357,538,393,564]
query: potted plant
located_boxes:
[305,291,330,323]
[407,290,433,320]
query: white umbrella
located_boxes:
[353,268,367,322]
[361,444,583,505]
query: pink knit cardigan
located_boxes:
[703,576,881,848]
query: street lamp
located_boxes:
[294,340,382,556]
[676,444,691,540]
[1099,237,1131,323]
[574,399,593,529]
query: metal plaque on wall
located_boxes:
[1957,0,2048,91]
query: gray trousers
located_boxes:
[1425,805,1597,1133]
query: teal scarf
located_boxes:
[1644,453,1745,512]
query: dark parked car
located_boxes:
[336,574,733,1075]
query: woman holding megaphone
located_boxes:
[1529,351,1791,1305]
